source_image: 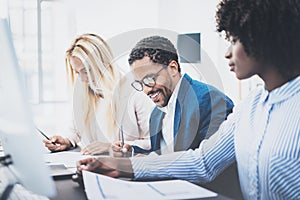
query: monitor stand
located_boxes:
[0,155,17,200]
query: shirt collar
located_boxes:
[159,74,184,113]
[260,75,300,104]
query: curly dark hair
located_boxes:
[128,36,181,72]
[216,0,300,79]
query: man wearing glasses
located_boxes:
[116,36,234,155]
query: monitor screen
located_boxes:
[0,18,56,197]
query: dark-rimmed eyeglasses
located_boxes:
[131,66,166,91]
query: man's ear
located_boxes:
[168,60,180,77]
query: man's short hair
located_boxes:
[128,36,181,72]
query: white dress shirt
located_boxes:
[159,75,183,154]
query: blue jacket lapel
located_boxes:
[173,74,190,145]
[149,108,165,151]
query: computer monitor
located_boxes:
[0,18,56,198]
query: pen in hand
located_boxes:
[36,127,56,145]
[120,125,124,147]
[120,126,127,153]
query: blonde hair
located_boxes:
[65,33,121,140]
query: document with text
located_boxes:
[83,171,217,200]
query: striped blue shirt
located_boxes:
[131,76,300,200]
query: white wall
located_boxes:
[69,0,159,38]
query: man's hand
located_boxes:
[112,141,132,153]
[43,135,71,152]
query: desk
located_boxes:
[51,176,87,200]
[50,176,233,200]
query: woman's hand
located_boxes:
[81,141,111,155]
[43,135,71,152]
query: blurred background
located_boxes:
[0,0,263,133]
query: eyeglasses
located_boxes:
[131,66,166,91]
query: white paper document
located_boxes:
[83,171,217,200]
[44,151,95,168]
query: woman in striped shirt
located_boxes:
[77,0,300,199]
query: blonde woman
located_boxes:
[43,33,154,155]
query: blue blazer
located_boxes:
[133,74,234,154]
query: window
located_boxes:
[4,0,74,103]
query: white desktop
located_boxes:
[0,18,56,199]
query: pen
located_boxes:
[120,125,124,148]
[36,127,56,145]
